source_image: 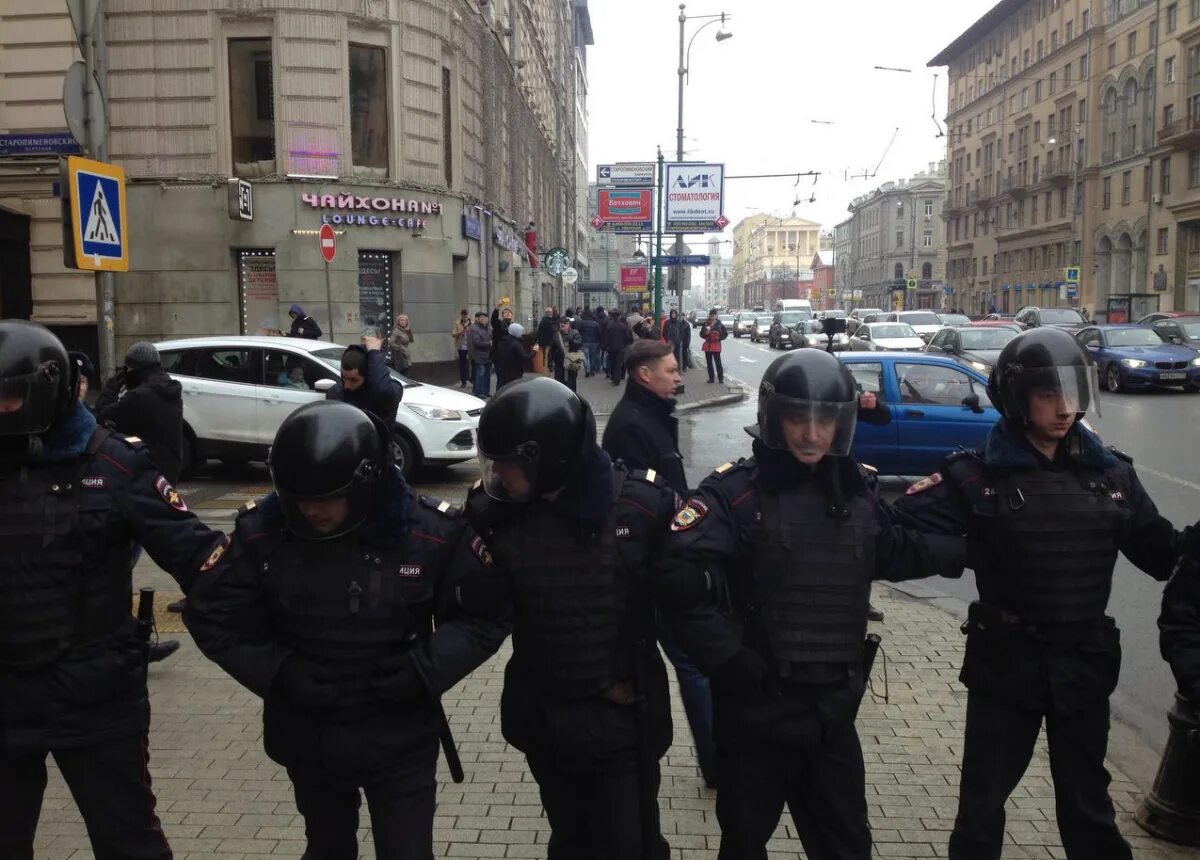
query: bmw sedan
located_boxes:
[1075,325,1200,393]
[839,352,998,475]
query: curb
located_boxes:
[591,387,748,419]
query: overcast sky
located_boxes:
[585,0,1001,259]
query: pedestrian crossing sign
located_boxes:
[67,156,128,272]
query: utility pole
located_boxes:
[654,148,666,321]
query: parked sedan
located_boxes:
[749,315,774,343]
[1076,325,1200,392]
[792,319,850,351]
[156,335,485,477]
[839,352,998,475]
[937,312,972,327]
[876,311,944,342]
[732,311,757,338]
[768,310,815,349]
[925,324,1019,373]
[1150,314,1200,350]
[1014,305,1087,332]
[849,322,926,352]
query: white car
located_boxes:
[879,310,945,343]
[849,322,927,352]
[155,335,485,478]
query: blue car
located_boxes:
[1076,325,1200,393]
[839,352,999,476]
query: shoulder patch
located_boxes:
[631,468,665,487]
[198,536,230,572]
[946,448,981,463]
[154,475,188,512]
[714,462,735,474]
[905,473,943,496]
[419,495,460,517]
[112,434,146,451]
[470,535,494,567]
[237,500,257,516]
[671,497,710,532]
[123,435,142,444]
[1108,445,1134,464]
[861,463,878,474]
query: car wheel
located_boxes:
[179,427,199,479]
[1105,364,1123,393]
[1184,382,1200,393]
[392,433,418,479]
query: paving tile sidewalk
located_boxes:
[35,551,1200,859]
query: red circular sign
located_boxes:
[319,223,336,263]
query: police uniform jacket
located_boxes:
[896,418,1183,712]
[184,471,511,776]
[0,403,227,752]
[466,452,678,772]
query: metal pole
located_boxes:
[674,3,687,320]
[1070,124,1081,308]
[654,148,665,321]
[324,260,335,343]
[90,1,116,379]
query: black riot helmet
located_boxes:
[756,349,858,457]
[987,327,1100,425]
[267,401,391,540]
[0,320,76,437]
[477,376,596,501]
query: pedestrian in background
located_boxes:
[596,306,611,375]
[326,334,401,431]
[452,308,471,389]
[553,317,583,392]
[677,312,694,370]
[536,307,557,376]
[495,323,536,389]
[287,304,322,340]
[94,341,184,485]
[577,310,601,378]
[388,313,415,375]
[699,309,727,384]
[463,311,494,399]
[605,308,634,386]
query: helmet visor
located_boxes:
[0,370,58,437]
[271,457,381,540]
[479,447,539,503]
[760,394,858,458]
[1019,364,1101,419]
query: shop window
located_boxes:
[442,67,454,187]
[358,251,395,356]
[238,249,279,335]
[350,44,389,172]
[229,39,275,174]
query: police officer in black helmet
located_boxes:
[654,349,965,860]
[0,321,227,859]
[465,376,678,859]
[185,400,510,860]
[896,327,1192,859]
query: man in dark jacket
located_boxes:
[0,321,229,860]
[326,335,401,431]
[288,304,323,340]
[604,309,634,386]
[596,307,611,375]
[536,307,557,357]
[94,342,184,484]
[186,402,510,860]
[577,312,601,377]
[494,323,534,389]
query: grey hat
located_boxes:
[507,323,525,337]
[124,341,160,370]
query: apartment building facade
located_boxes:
[730,214,822,309]
[932,0,1200,320]
[0,0,590,363]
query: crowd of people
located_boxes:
[7,316,1200,860]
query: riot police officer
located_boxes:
[655,349,966,860]
[896,327,1188,860]
[0,321,228,859]
[465,376,678,859]
[185,401,510,860]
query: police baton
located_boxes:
[136,588,156,644]
[407,649,465,784]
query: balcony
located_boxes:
[1001,177,1028,198]
[1041,162,1072,187]
[1158,115,1200,147]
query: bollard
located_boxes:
[1136,693,1200,845]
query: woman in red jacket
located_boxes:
[699,309,728,383]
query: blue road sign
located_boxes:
[652,254,711,267]
[67,156,128,271]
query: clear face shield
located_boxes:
[0,366,60,437]
[274,458,380,541]
[760,395,858,462]
[479,443,540,502]
[1018,364,1102,421]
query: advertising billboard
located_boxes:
[664,162,727,233]
[595,188,654,234]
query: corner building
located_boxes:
[0,0,591,363]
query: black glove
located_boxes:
[711,648,778,703]
[273,657,340,709]
[1182,523,1200,564]
[370,653,427,704]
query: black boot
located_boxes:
[867,603,884,621]
[148,640,180,663]
[167,598,186,613]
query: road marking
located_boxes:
[739,356,757,363]
[1135,464,1200,493]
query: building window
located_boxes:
[442,66,453,187]
[1108,43,1116,68]
[1158,227,1170,254]
[1167,57,1177,83]
[1067,20,1075,40]
[924,199,934,217]
[1168,3,1179,32]
[349,44,388,170]
[896,231,904,249]
[1046,191,1053,220]
[1083,9,1091,30]
[1191,150,1200,187]
[923,232,933,248]
[1052,30,1059,49]
[1166,104,1177,128]
[228,39,275,170]
[1049,72,1057,95]
[1145,164,1153,199]
[1162,156,1173,194]
[1024,48,1031,69]
[894,262,904,280]
[897,202,904,217]
[1193,0,1200,21]
[1102,176,1112,209]
[1035,81,1043,101]
[1022,88,1030,108]
[1122,170,1132,203]
[1081,53,1089,77]
[1038,40,1044,60]
[1128,32,1137,59]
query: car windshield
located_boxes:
[718,315,736,324]
[756,316,772,325]
[855,309,882,318]
[312,348,419,387]
[958,328,1017,350]
[823,310,847,318]
[1040,308,1085,324]
[1182,322,1200,338]
[898,312,941,326]
[939,314,971,326]
[1106,329,1163,347]
[870,324,918,339]
[780,311,811,325]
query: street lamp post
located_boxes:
[675,4,730,318]
[1048,125,1083,308]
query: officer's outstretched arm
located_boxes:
[417,524,512,696]
[1160,560,1200,702]
[1120,469,1186,581]
[184,524,288,698]
[120,450,228,593]
[654,484,743,675]
[874,492,967,583]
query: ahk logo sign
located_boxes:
[672,172,718,189]
[664,162,725,234]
